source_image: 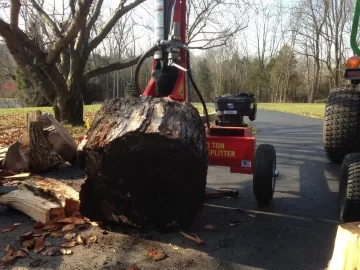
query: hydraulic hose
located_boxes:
[134,44,211,132]
[185,50,211,131]
[135,44,159,95]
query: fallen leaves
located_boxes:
[57,217,75,224]
[15,249,28,258]
[59,240,78,248]
[147,249,166,261]
[64,232,76,240]
[0,262,11,269]
[34,236,51,254]
[50,231,63,237]
[77,224,89,231]
[204,224,218,231]
[41,248,72,256]
[2,223,20,233]
[180,231,204,244]
[74,218,85,225]
[42,224,59,232]
[87,235,98,245]
[89,221,99,227]
[0,244,28,269]
[128,264,141,270]
[62,223,75,232]
[33,221,45,230]
[21,239,35,250]
[4,244,15,254]
[0,214,102,268]
[76,235,84,245]
[19,231,34,241]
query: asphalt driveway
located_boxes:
[0,109,340,270]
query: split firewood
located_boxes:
[26,110,42,132]
[3,111,77,172]
[0,177,79,223]
[37,113,77,163]
[79,96,208,231]
[328,222,360,270]
[19,176,80,217]
[0,189,65,224]
[29,121,63,173]
[0,147,8,164]
[1,135,29,171]
[3,173,30,180]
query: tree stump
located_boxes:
[79,96,208,231]
[29,121,63,173]
[328,222,360,270]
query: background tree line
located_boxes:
[0,0,356,114]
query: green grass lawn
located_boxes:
[0,102,324,145]
[257,103,325,119]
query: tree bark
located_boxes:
[54,85,84,125]
[29,121,63,173]
[79,96,208,231]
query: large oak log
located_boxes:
[79,96,208,231]
[328,222,360,270]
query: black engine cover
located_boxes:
[214,93,257,126]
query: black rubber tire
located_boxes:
[323,85,360,164]
[253,144,276,204]
[339,153,360,222]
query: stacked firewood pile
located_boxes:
[1,110,78,174]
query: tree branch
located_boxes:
[0,20,57,103]
[86,0,104,36]
[10,0,20,31]
[0,19,45,61]
[29,0,61,38]
[84,55,145,79]
[87,0,146,54]
[75,0,104,53]
[46,0,92,64]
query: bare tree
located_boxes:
[322,0,352,87]
[186,0,249,50]
[293,0,329,102]
[0,0,146,124]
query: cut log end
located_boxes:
[79,96,208,231]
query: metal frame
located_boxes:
[141,0,256,175]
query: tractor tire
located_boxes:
[339,153,360,222]
[323,84,360,164]
[253,144,276,204]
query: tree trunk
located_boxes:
[79,96,208,231]
[54,89,84,125]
